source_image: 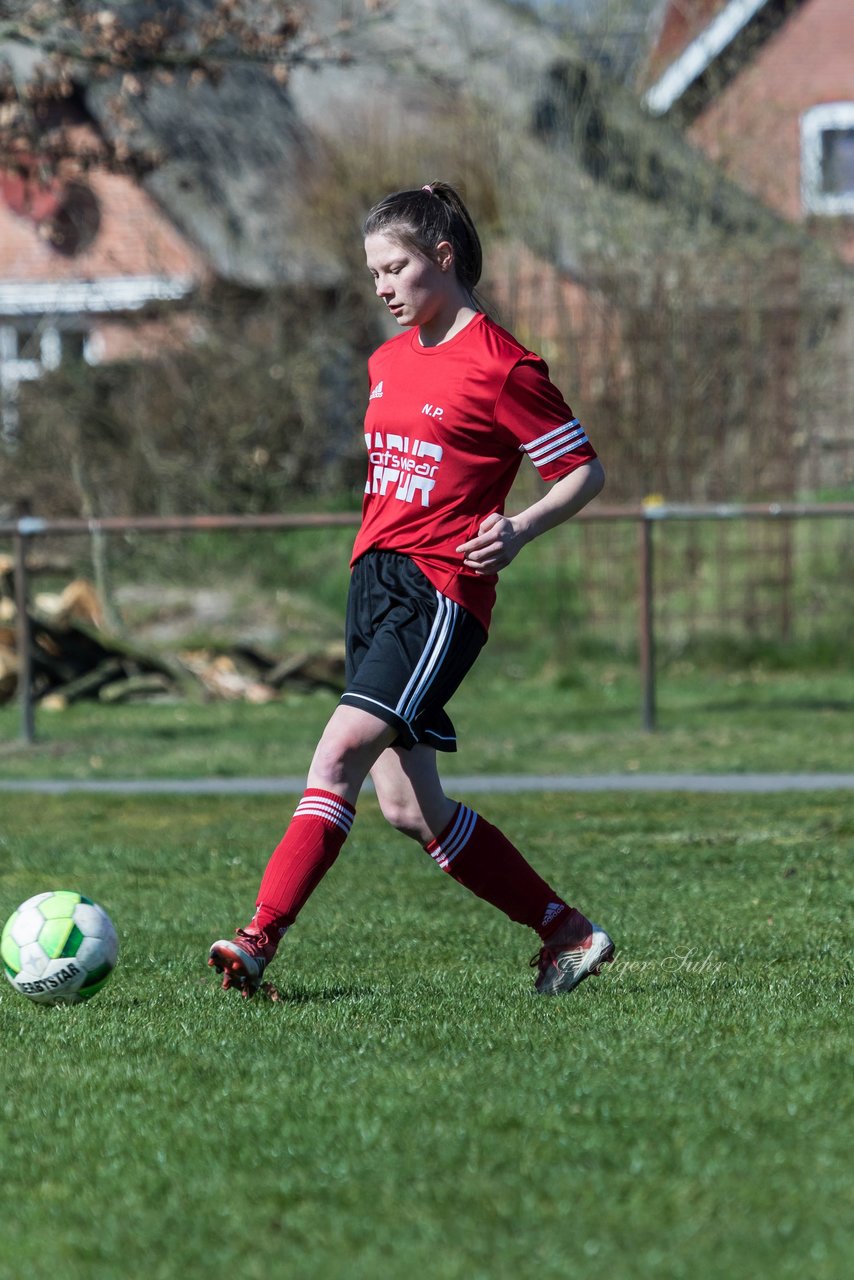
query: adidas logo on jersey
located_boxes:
[369,380,384,400]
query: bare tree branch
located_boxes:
[0,2,392,170]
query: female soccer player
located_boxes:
[209,181,614,997]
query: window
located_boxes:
[801,103,854,215]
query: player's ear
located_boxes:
[434,240,454,273]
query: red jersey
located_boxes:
[351,313,597,632]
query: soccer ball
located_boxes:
[1,891,119,1006]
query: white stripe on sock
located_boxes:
[295,795,354,834]
[429,804,476,870]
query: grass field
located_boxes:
[1,789,851,1280]
[2,657,854,780]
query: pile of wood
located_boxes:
[178,642,347,704]
[0,610,17,703]
[0,566,345,709]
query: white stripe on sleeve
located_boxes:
[521,420,589,470]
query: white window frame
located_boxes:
[801,102,854,216]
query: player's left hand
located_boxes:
[456,512,526,575]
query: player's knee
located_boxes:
[309,732,367,791]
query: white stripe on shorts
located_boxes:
[396,592,460,726]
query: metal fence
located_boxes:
[2,503,852,743]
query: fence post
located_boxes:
[13,522,35,744]
[638,514,657,732]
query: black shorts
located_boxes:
[341,551,487,751]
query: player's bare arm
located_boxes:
[456,458,605,575]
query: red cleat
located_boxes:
[208,925,286,998]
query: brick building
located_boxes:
[0,116,207,446]
[641,0,854,263]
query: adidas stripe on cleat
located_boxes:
[532,910,615,996]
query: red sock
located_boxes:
[424,804,571,939]
[252,789,355,930]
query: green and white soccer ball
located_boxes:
[1,891,119,1006]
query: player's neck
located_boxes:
[417,302,479,348]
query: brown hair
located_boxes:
[363,180,483,302]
